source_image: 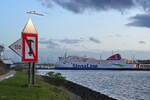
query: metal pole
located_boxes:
[28,62,31,85]
[32,62,35,85]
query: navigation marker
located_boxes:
[22,17,38,62]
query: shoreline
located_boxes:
[42,75,116,100]
[37,68,150,71]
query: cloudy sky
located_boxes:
[1,0,150,62]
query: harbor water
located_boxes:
[37,70,150,100]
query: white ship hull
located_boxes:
[55,54,137,70]
[55,63,135,70]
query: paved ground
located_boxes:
[0,70,16,81]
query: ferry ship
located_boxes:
[55,54,138,70]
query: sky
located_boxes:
[1,0,150,62]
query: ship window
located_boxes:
[134,64,138,69]
[96,62,101,64]
[90,62,92,64]
[106,62,111,64]
[126,60,131,64]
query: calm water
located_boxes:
[37,70,150,100]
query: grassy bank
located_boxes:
[0,71,9,76]
[0,72,72,100]
[43,72,116,100]
[0,61,8,76]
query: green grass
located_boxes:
[0,71,9,76]
[0,72,7,76]
[0,72,71,100]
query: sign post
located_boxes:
[9,11,43,86]
[22,17,38,86]
[28,63,31,85]
[32,62,35,84]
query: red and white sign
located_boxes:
[22,33,38,62]
[22,17,38,62]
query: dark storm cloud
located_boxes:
[37,0,150,28]
[126,0,150,28]
[136,0,150,12]
[39,39,59,48]
[127,14,150,28]
[37,0,150,13]
[37,0,53,8]
[89,37,101,44]
[138,40,146,44]
[37,0,135,13]
[59,38,83,44]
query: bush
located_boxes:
[0,61,7,72]
[14,64,23,71]
[47,72,55,77]
[47,72,67,86]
